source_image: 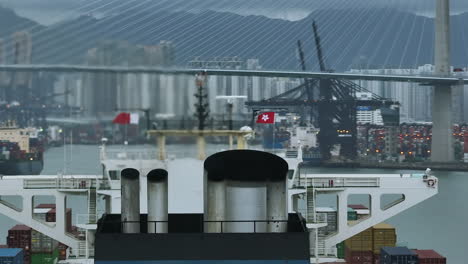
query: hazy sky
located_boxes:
[1,0,468,25]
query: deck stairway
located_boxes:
[87,189,97,224]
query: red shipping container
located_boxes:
[45,208,72,232]
[374,254,380,264]
[58,243,68,260]
[7,225,32,264]
[413,249,447,264]
[345,247,373,264]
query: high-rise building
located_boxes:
[9,31,32,103]
[348,65,462,123]
[79,41,176,117]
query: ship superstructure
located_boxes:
[0,130,439,263]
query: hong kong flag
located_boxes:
[112,112,130,124]
[256,112,275,124]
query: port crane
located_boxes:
[246,21,399,160]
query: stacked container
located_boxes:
[0,248,24,264]
[345,228,373,264]
[412,250,446,264]
[31,230,58,253]
[31,230,59,264]
[372,223,397,261]
[316,207,338,236]
[30,250,59,264]
[380,247,418,264]
[348,205,370,219]
[343,223,397,264]
[347,208,358,221]
[58,243,68,260]
[33,205,56,222]
[45,208,72,232]
[337,241,345,259]
[7,225,31,264]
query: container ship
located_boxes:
[0,130,447,263]
[0,125,44,175]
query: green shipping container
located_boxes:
[336,241,345,259]
[31,249,58,264]
[347,208,358,221]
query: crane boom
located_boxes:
[312,21,327,72]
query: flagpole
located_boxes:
[272,120,276,151]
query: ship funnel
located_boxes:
[121,168,140,233]
[204,150,288,233]
[147,169,169,233]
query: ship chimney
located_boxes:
[147,169,168,233]
[121,168,140,233]
[204,166,226,233]
[204,150,288,233]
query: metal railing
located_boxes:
[118,219,306,234]
[295,177,380,188]
[23,178,110,190]
[103,149,158,160]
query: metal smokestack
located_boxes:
[147,169,169,233]
[204,150,288,233]
[204,168,226,233]
[267,176,288,232]
[121,168,140,233]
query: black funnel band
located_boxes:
[204,150,288,182]
[121,168,139,180]
[147,169,168,182]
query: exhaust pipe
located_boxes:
[147,169,169,233]
[121,168,140,233]
[204,150,288,233]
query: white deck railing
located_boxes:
[23,178,110,190]
[295,177,380,188]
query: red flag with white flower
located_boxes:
[256,112,275,124]
[113,112,140,125]
[113,112,130,124]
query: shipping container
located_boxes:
[0,248,24,264]
[31,231,58,254]
[347,208,358,221]
[345,247,373,264]
[57,244,67,261]
[30,250,58,264]
[316,207,338,235]
[374,254,380,264]
[7,225,31,264]
[373,223,396,254]
[412,250,446,264]
[348,204,370,218]
[380,247,418,264]
[345,240,373,251]
[45,208,72,232]
[337,241,345,259]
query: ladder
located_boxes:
[306,187,315,222]
[87,189,97,224]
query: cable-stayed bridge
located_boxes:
[0,64,467,84]
[0,0,466,162]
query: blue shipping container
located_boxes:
[0,248,24,264]
[380,247,418,264]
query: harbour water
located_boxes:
[0,144,465,263]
